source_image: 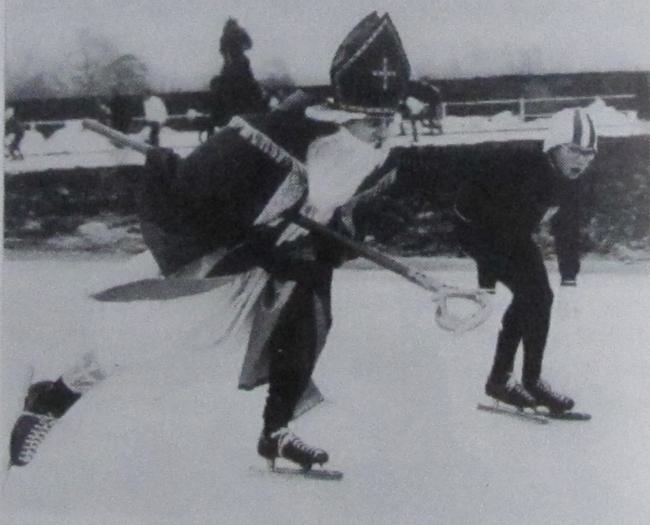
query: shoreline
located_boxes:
[4,247,649,275]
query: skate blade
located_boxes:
[477,402,549,424]
[252,464,343,481]
[271,466,343,481]
[538,410,591,421]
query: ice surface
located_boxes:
[1,252,649,525]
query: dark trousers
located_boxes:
[148,123,161,147]
[457,223,553,385]
[262,267,333,436]
[9,130,24,156]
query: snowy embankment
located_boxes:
[2,252,649,525]
[6,98,650,175]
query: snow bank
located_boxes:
[43,221,141,253]
[442,110,527,134]
[44,120,115,154]
[19,130,49,156]
[5,100,650,174]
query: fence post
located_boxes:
[441,102,447,119]
[519,98,525,120]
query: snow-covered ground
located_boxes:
[6,99,650,174]
[1,251,649,525]
[5,121,198,173]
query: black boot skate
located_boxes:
[258,427,329,471]
[10,379,81,467]
[485,376,536,409]
[524,379,574,414]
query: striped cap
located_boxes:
[543,108,597,152]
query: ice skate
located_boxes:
[257,427,329,471]
[524,379,575,414]
[10,379,81,467]
[478,376,548,423]
[485,376,536,409]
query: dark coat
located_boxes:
[210,55,267,127]
[455,146,569,241]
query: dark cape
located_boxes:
[140,111,340,276]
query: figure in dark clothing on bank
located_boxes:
[454,108,597,414]
[5,106,26,160]
[398,80,443,141]
[108,89,133,134]
[208,18,267,133]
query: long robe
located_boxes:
[70,111,392,417]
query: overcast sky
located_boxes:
[5,0,650,91]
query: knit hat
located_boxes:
[543,108,597,152]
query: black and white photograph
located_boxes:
[2,1,650,523]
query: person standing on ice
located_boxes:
[9,91,407,472]
[454,107,598,413]
[108,88,133,135]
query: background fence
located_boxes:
[442,93,638,120]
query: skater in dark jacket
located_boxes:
[474,161,590,292]
[454,108,597,413]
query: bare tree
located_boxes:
[66,30,119,95]
[102,55,149,94]
[65,29,150,96]
[6,71,69,100]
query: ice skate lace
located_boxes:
[276,430,323,459]
[18,413,57,464]
[509,382,531,397]
[501,377,531,397]
[523,381,574,414]
[536,381,572,404]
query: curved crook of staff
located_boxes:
[288,213,492,334]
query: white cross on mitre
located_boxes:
[372,57,397,91]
